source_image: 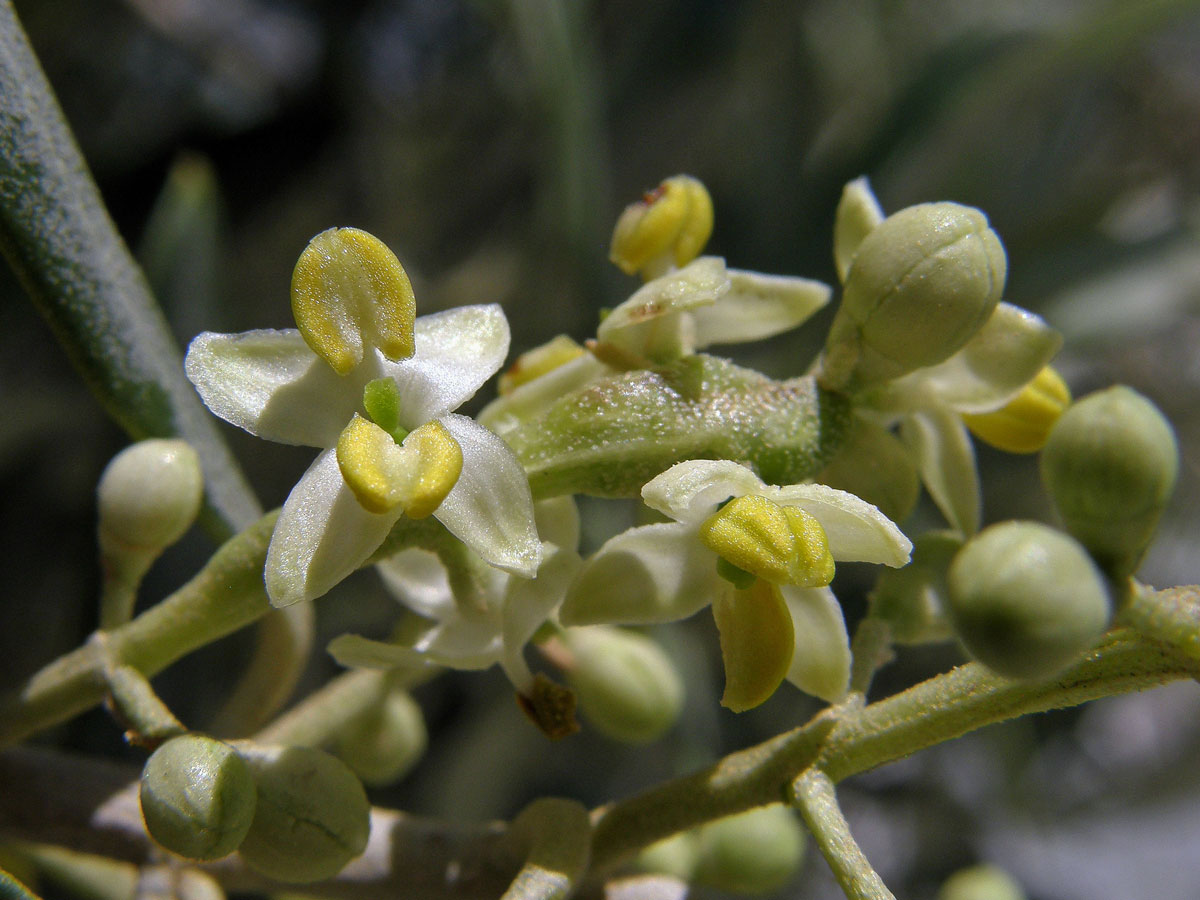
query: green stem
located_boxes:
[0,513,278,749]
[98,662,185,745]
[499,799,591,900]
[589,624,1199,872]
[0,1,259,537]
[253,669,391,748]
[790,768,895,900]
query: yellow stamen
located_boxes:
[963,365,1071,454]
[336,416,462,516]
[699,495,835,587]
[712,580,795,712]
[498,335,586,395]
[609,175,714,279]
[291,228,416,375]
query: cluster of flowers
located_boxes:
[180,174,1173,742]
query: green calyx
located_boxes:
[504,355,853,499]
[362,378,409,442]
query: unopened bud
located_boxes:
[139,735,256,862]
[947,521,1111,679]
[235,744,370,883]
[98,439,203,554]
[938,864,1027,900]
[610,175,714,279]
[564,626,684,744]
[693,805,806,895]
[963,366,1070,454]
[1040,385,1178,577]
[334,689,427,786]
[823,202,1006,392]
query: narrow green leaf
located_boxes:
[0,2,259,535]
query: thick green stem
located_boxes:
[0,513,277,749]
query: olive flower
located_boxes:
[184,227,540,607]
[560,460,911,708]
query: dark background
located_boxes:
[3,2,1200,898]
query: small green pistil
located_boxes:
[716,557,757,590]
[363,378,409,443]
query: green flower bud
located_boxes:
[334,689,428,786]
[1040,385,1178,577]
[636,831,700,880]
[98,439,203,553]
[693,805,806,895]
[947,521,1111,679]
[869,530,962,644]
[139,735,256,861]
[823,202,1006,392]
[564,626,684,744]
[938,863,1027,900]
[236,744,370,884]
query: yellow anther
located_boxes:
[699,495,835,588]
[498,335,586,395]
[609,175,714,279]
[712,579,795,712]
[291,227,416,375]
[963,365,1071,454]
[336,415,462,516]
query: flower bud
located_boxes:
[869,530,962,644]
[334,689,428,786]
[692,805,806,895]
[938,863,1027,900]
[235,744,370,883]
[139,735,256,861]
[963,365,1071,454]
[823,202,1006,392]
[564,626,684,744]
[609,175,714,279]
[98,439,203,554]
[1040,385,1178,577]
[636,830,700,880]
[947,521,1111,679]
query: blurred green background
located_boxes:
[3,1,1200,898]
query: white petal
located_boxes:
[559,523,722,625]
[327,633,436,670]
[764,482,912,567]
[380,305,510,425]
[503,544,582,655]
[900,409,980,537]
[780,586,851,703]
[184,329,356,447]
[376,548,454,620]
[874,303,1062,414]
[434,415,542,577]
[596,257,729,360]
[641,459,765,525]
[265,448,401,607]
[477,352,609,435]
[691,269,830,348]
[534,496,581,552]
